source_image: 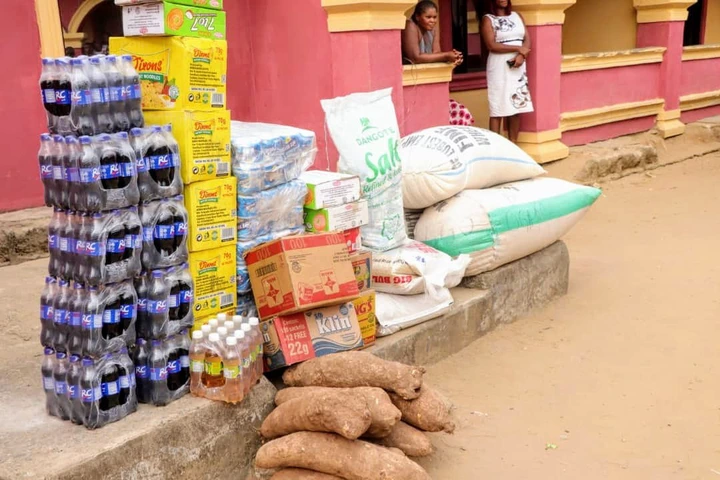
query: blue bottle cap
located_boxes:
[56,351,67,359]
[99,134,112,142]
[70,354,80,363]
[151,126,162,133]
[52,135,65,142]
[152,271,164,279]
[79,136,92,145]
[130,128,143,136]
[121,55,133,62]
[44,346,55,355]
[90,56,102,64]
[82,357,94,366]
[152,339,162,346]
[106,55,117,63]
[70,58,82,66]
[115,132,129,140]
[40,133,51,141]
[65,136,78,144]
[74,283,84,290]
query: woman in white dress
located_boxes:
[481,0,533,143]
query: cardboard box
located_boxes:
[353,290,376,348]
[188,245,236,318]
[245,232,360,319]
[184,177,236,252]
[304,200,369,233]
[349,250,372,292]
[109,36,226,111]
[115,0,224,11]
[260,302,363,371]
[122,2,226,39]
[300,170,361,210]
[144,109,231,183]
[343,227,361,254]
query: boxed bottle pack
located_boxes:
[260,301,363,371]
[144,109,231,183]
[188,245,237,318]
[109,36,227,111]
[300,170,361,210]
[121,2,226,39]
[184,177,237,252]
[245,232,360,319]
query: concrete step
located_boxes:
[1,241,569,479]
[0,207,50,266]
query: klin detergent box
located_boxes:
[245,232,360,320]
[122,2,226,39]
[109,36,227,111]
[184,177,237,252]
[260,301,363,371]
[144,109,231,183]
[300,170,361,210]
[304,199,369,233]
[353,290,376,348]
[188,245,236,318]
[115,0,224,10]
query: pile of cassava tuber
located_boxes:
[254,351,455,480]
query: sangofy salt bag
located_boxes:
[321,88,407,251]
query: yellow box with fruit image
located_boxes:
[109,36,227,111]
[188,245,237,319]
[144,109,231,183]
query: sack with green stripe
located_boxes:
[414,178,601,276]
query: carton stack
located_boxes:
[111,0,236,330]
[299,171,376,348]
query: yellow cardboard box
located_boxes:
[353,290,376,348]
[184,177,237,252]
[188,245,236,318]
[109,36,227,111]
[144,109,231,184]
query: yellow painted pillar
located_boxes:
[635,0,698,138]
[34,0,65,57]
[512,0,576,163]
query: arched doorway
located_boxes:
[62,0,122,55]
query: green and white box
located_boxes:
[300,170,362,210]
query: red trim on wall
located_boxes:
[681,104,720,123]
[450,71,488,91]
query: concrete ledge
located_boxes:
[0,207,50,266]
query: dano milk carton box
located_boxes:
[109,36,227,111]
[115,0,224,11]
[245,232,360,320]
[188,245,236,318]
[260,302,363,371]
[184,177,237,252]
[144,109,231,183]
[122,2,226,39]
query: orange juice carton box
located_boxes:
[184,177,236,252]
[300,170,361,210]
[109,36,227,111]
[304,200,369,233]
[260,301,363,371]
[144,109,231,183]
[245,232,360,320]
[121,2,226,39]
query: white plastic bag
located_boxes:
[399,126,546,209]
[372,240,469,296]
[375,289,453,337]
[414,177,601,276]
[321,88,407,251]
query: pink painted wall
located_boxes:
[521,25,563,133]
[402,83,449,135]
[636,22,684,110]
[58,0,83,30]
[680,58,720,96]
[681,105,720,123]
[560,63,662,112]
[562,116,656,146]
[1,4,46,211]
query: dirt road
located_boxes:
[418,152,720,479]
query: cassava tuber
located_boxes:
[282,351,425,400]
[255,432,432,480]
[372,421,434,457]
[389,385,455,433]
[275,386,401,438]
[270,469,343,480]
[260,390,371,440]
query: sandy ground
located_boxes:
[417,152,720,479]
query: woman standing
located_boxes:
[481,0,533,143]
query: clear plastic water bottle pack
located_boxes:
[40,55,143,136]
[230,122,316,195]
[133,332,190,407]
[236,179,307,241]
[41,278,137,358]
[130,126,184,202]
[48,207,142,285]
[42,347,137,429]
[235,293,258,319]
[39,132,140,212]
[134,265,194,340]
[140,196,189,270]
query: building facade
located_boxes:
[8,0,720,212]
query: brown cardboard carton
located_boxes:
[353,290,376,348]
[349,249,372,292]
[245,232,360,319]
[260,301,363,371]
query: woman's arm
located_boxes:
[402,21,457,64]
[481,16,528,55]
[512,13,531,67]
